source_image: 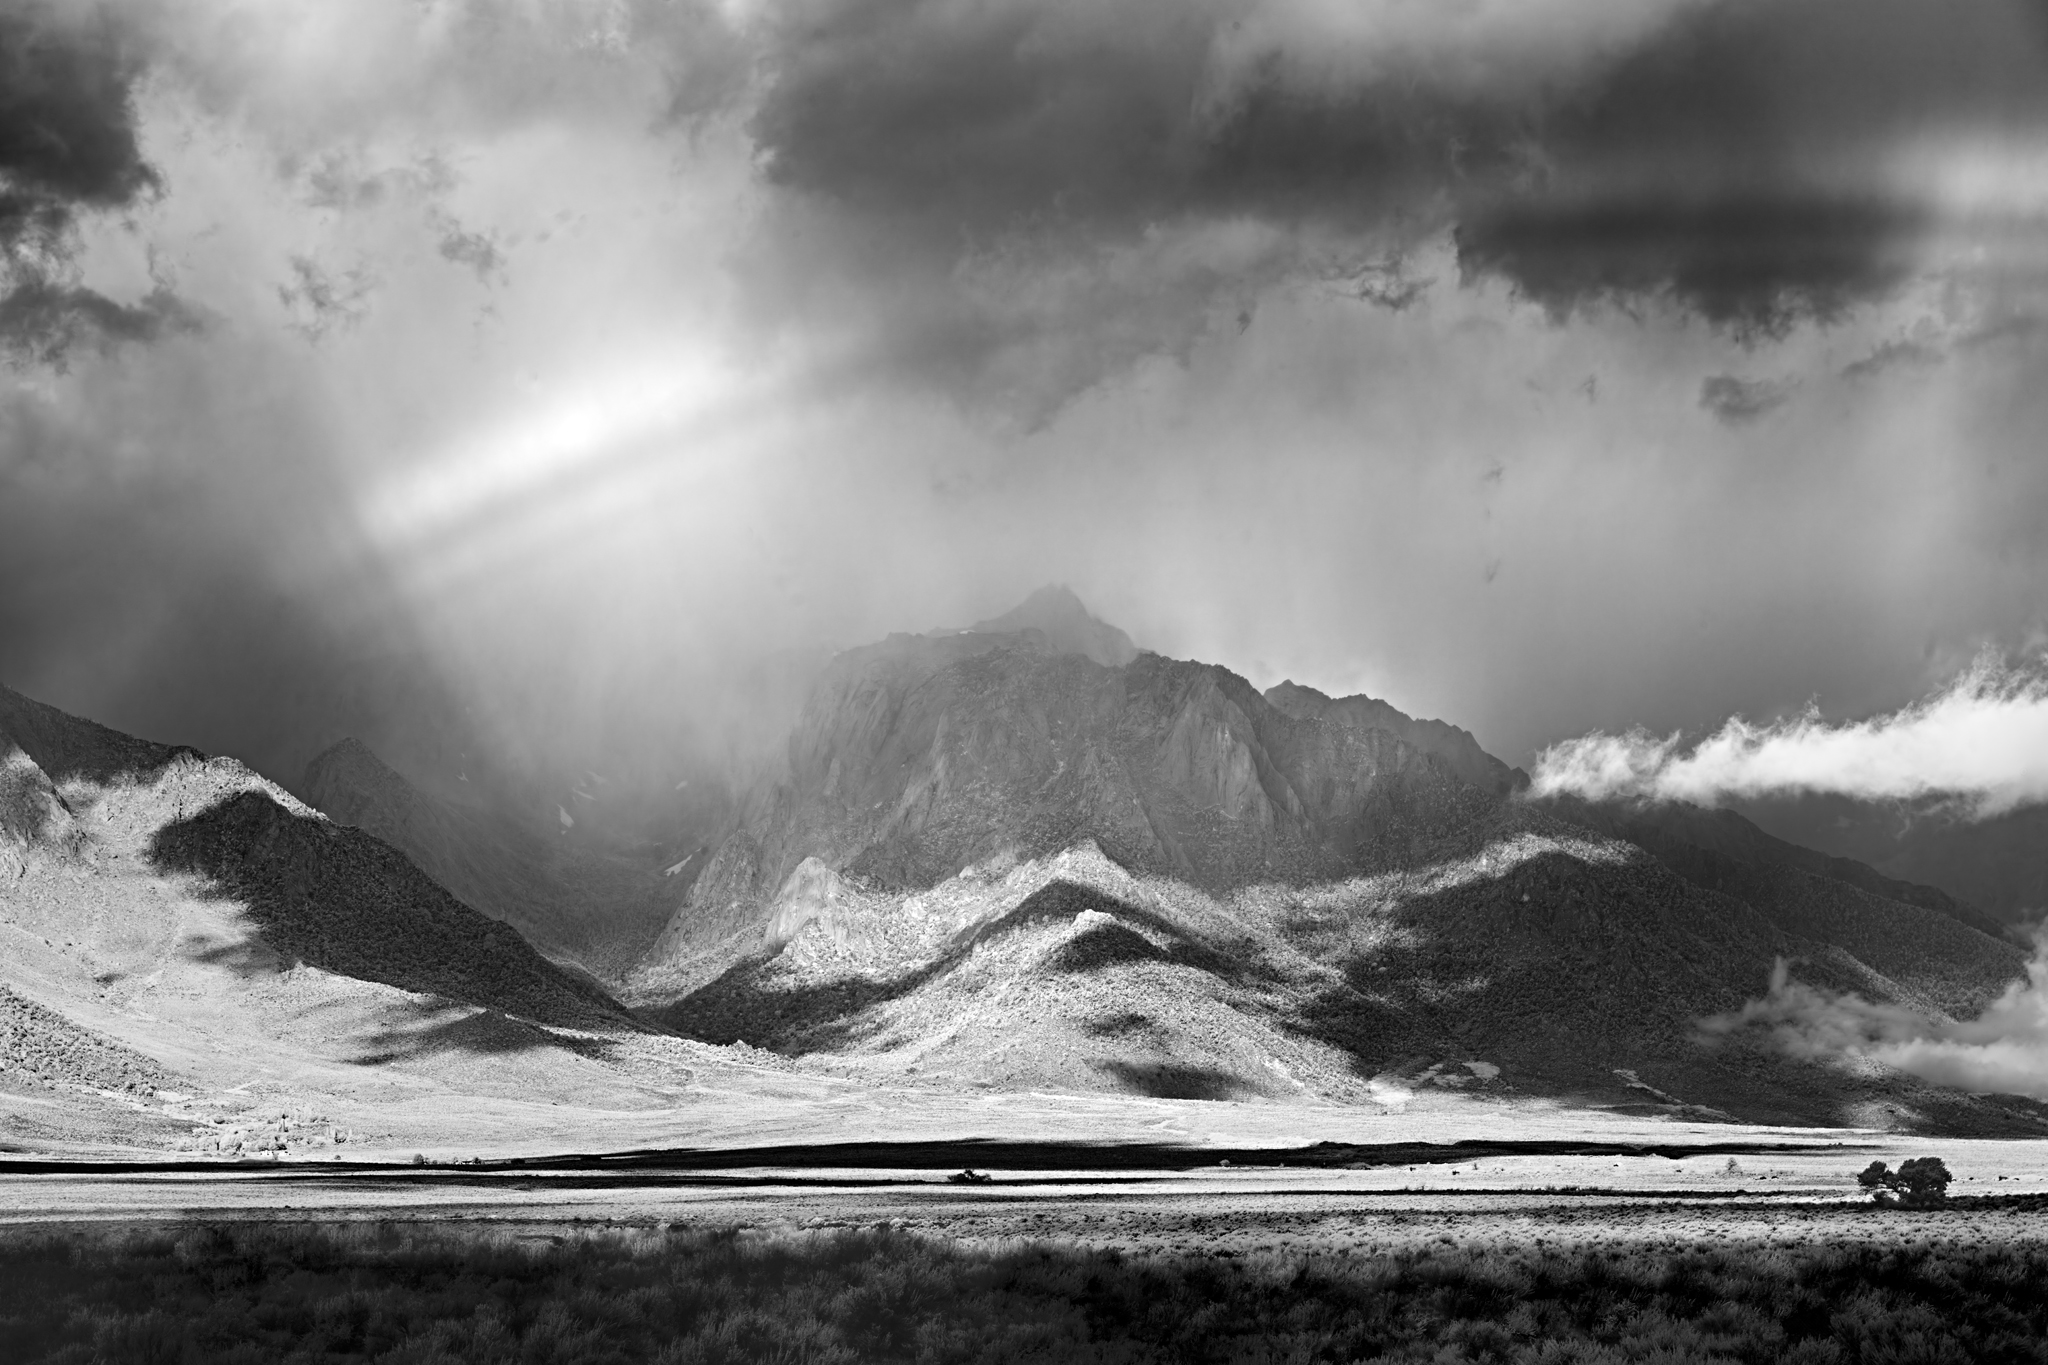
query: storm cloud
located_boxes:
[743,0,2048,406]
[0,1,196,363]
[1698,374,1793,423]
[4,0,2048,824]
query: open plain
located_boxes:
[11,1086,2048,1245]
[8,1126,2048,1364]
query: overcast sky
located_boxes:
[6,0,2048,786]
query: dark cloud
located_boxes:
[1699,374,1793,424]
[1341,258,1434,312]
[1449,0,2048,333]
[0,3,156,212]
[0,2,192,364]
[751,0,1512,234]
[1456,197,1929,338]
[741,0,1532,410]
[0,277,199,368]
[1842,337,1944,381]
[434,218,505,285]
[741,0,2048,408]
[277,256,376,341]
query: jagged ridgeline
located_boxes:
[628,588,2039,1131]
[0,683,630,1038]
[5,588,2041,1134]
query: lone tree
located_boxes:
[1857,1157,1952,1207]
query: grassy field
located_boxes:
[3,1217,2047,1363]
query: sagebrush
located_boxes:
[3,1220,2047,1363]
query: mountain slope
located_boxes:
[1541,797,2019,1017]
[303,738,686,982]
[646,631,1491,963]
[650,817,2037,1129]
[1736,794,2048,932]
[631,593,2037,1130]
[1263,681,1526,797]
[0,686,891,1161]
[0,684,629,1033]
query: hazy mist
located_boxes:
[6,0,2048,796]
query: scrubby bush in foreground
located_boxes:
[2,1219,2046,1363]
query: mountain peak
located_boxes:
[965,585,1139,668]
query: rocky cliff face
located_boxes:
[646,626,1492,964]
[1263,681,1527,797]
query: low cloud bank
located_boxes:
[1530,659,2048,817]
[1706,949,2048,1101]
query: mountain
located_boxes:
[1,685,627,1031]
[641,625,1492,964]
[1733,794,2048,933]
[0,684,895,1161]
[0,682,666,1154]
[632,591,2040,1131]
[1542,797,2011,940]
[303,738,695,982]
[1263,681,1527,797]
[11,587,2036,1140]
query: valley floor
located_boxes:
[9,1099,2048,1362]
[8,1128,2048,1246]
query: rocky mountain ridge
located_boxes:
[9,587,2040,1135]
[1,683,630,1034]
[623,591,2039,1129]
[1263,681,1527,798]
[644,629,1494,968]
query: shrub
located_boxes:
[4,1218,2046,1363]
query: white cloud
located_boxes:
[1707,946,2048,1101]
[1531,658,2048,817]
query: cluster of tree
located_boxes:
[1857,1157,1952,1207]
